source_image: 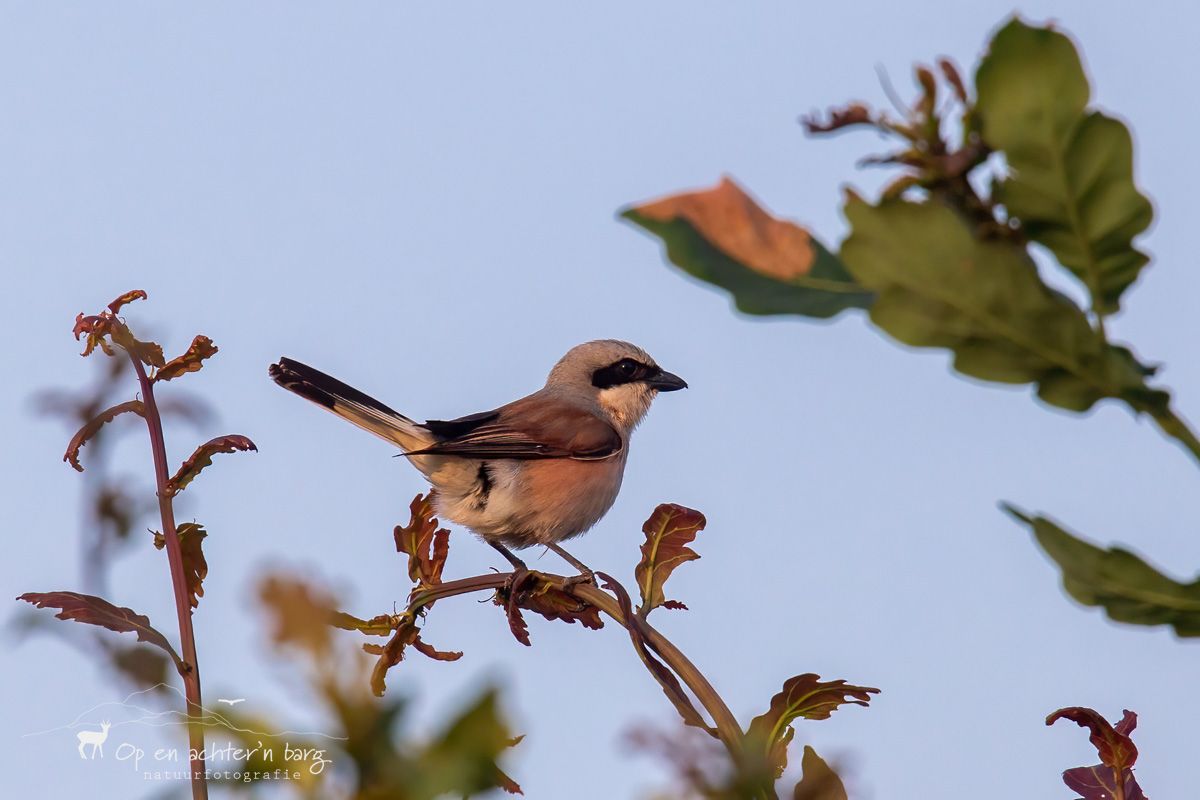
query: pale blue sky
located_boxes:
[3,2,1198,797]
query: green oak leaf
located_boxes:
[1005,505,1200,636]
[976,18,1153,314]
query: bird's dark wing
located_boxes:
[411,398,621,461]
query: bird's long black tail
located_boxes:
[268,357,430,450]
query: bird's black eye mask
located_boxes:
[591,358,659,389]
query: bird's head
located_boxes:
[546,340,687,430]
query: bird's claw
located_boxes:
[561,569,596,589]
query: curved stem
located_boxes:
[1144,402,1200,466]
[131,358,208,800]
[409,572,745,760]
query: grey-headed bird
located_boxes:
[268,340,686,582]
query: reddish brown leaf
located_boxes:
[635,504,706,615]
[938,57,968,104]
[107,289,147,314]
[747,674,880,778]
[175,523,208,611]
[63,400,145,472]
[365,618,421,696]
[167,434,258,495]
[1047,707,1139,771]
[801,102,874,135]
[411,635,463,662]
[73,312,117,357]
[1063,765,1146,800]
[505,597,531,647]
[394,493,450,588]
[522,581,604,630]
[17,591,182,670]
[633,178,817,282]
[155,335,218,382]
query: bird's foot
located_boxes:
[561,569,597,589]
[501,566,534,600]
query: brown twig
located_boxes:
[130,357,209,800]
[408,569,746,762]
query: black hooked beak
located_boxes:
[648,369,688,392]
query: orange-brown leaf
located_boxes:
[258,574,337,656]
[155,335,218,382]
[167,434,258,495]
[73,312,117,358]
[111,325,165,368]
[394,493,450,588]
[632,177,816,281]
[175,523,208,611]
[17,591,183,670]
[411,635,464,662]
[366,617,421,696]
[747,674,879,777]
[107,289,147,314]
[635,504,706,615]
[63,400,145,472]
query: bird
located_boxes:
[268,340,686,583]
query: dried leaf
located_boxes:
[17,591,183,670]
[168,434,258,495]
[623,177,871,319]
[175,523,208,611]
[63,400,145,472]
[155,335,218,382]
[394,493,450,588]
[792,746,848,800]
[107,289,147,314]
[635,504,706,615]
[747,674,879,777]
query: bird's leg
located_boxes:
[488,540,527,571]
[546,542,597,587]
[489,540,534,600]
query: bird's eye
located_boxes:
[619,359,638,376]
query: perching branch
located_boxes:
[342,495,877,799]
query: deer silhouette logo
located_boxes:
[76,721,111,759]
